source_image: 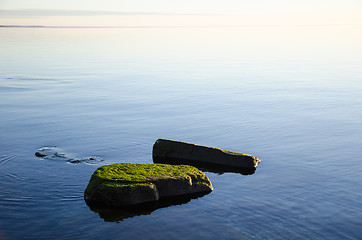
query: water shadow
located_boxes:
[153,157,256,175]
[86,192,210,222]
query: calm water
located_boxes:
[1,26,362,239]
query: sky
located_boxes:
[1,0,362,26]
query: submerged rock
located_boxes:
[35,152,47,157]
[84,163,213,207]
[153,139,260,172]
[35,146,103,164]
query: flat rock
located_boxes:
[84,163,213,207]
[153,139,260,172]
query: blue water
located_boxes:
[1,26,362,239]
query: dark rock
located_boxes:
[35,152,47,157]
[152,139,260,172]
[69,159,81,164]
[54,152,67,158]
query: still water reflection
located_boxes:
[88,192,210,222]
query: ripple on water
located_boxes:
[1,196,37,208]
[0,154,27,182]
[0,154,16,165]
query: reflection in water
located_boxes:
[86,192,210,222]
[153,157,256,175]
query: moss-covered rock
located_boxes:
[153,139,260,172]
[84,163,213,207]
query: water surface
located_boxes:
[1,26,362,239]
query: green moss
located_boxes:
[95,163,203,181]
[85,163,210,195]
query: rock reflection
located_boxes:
[86,192,210,222]
[153,157,256,175]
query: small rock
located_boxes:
[35,152,47,157]
[69,159,81,164]
[54,152,67,158]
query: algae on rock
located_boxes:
[84,163,213,207]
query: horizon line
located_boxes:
[0,9,215,17]
[1,23,362,29]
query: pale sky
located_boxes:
[1,0,362,26]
